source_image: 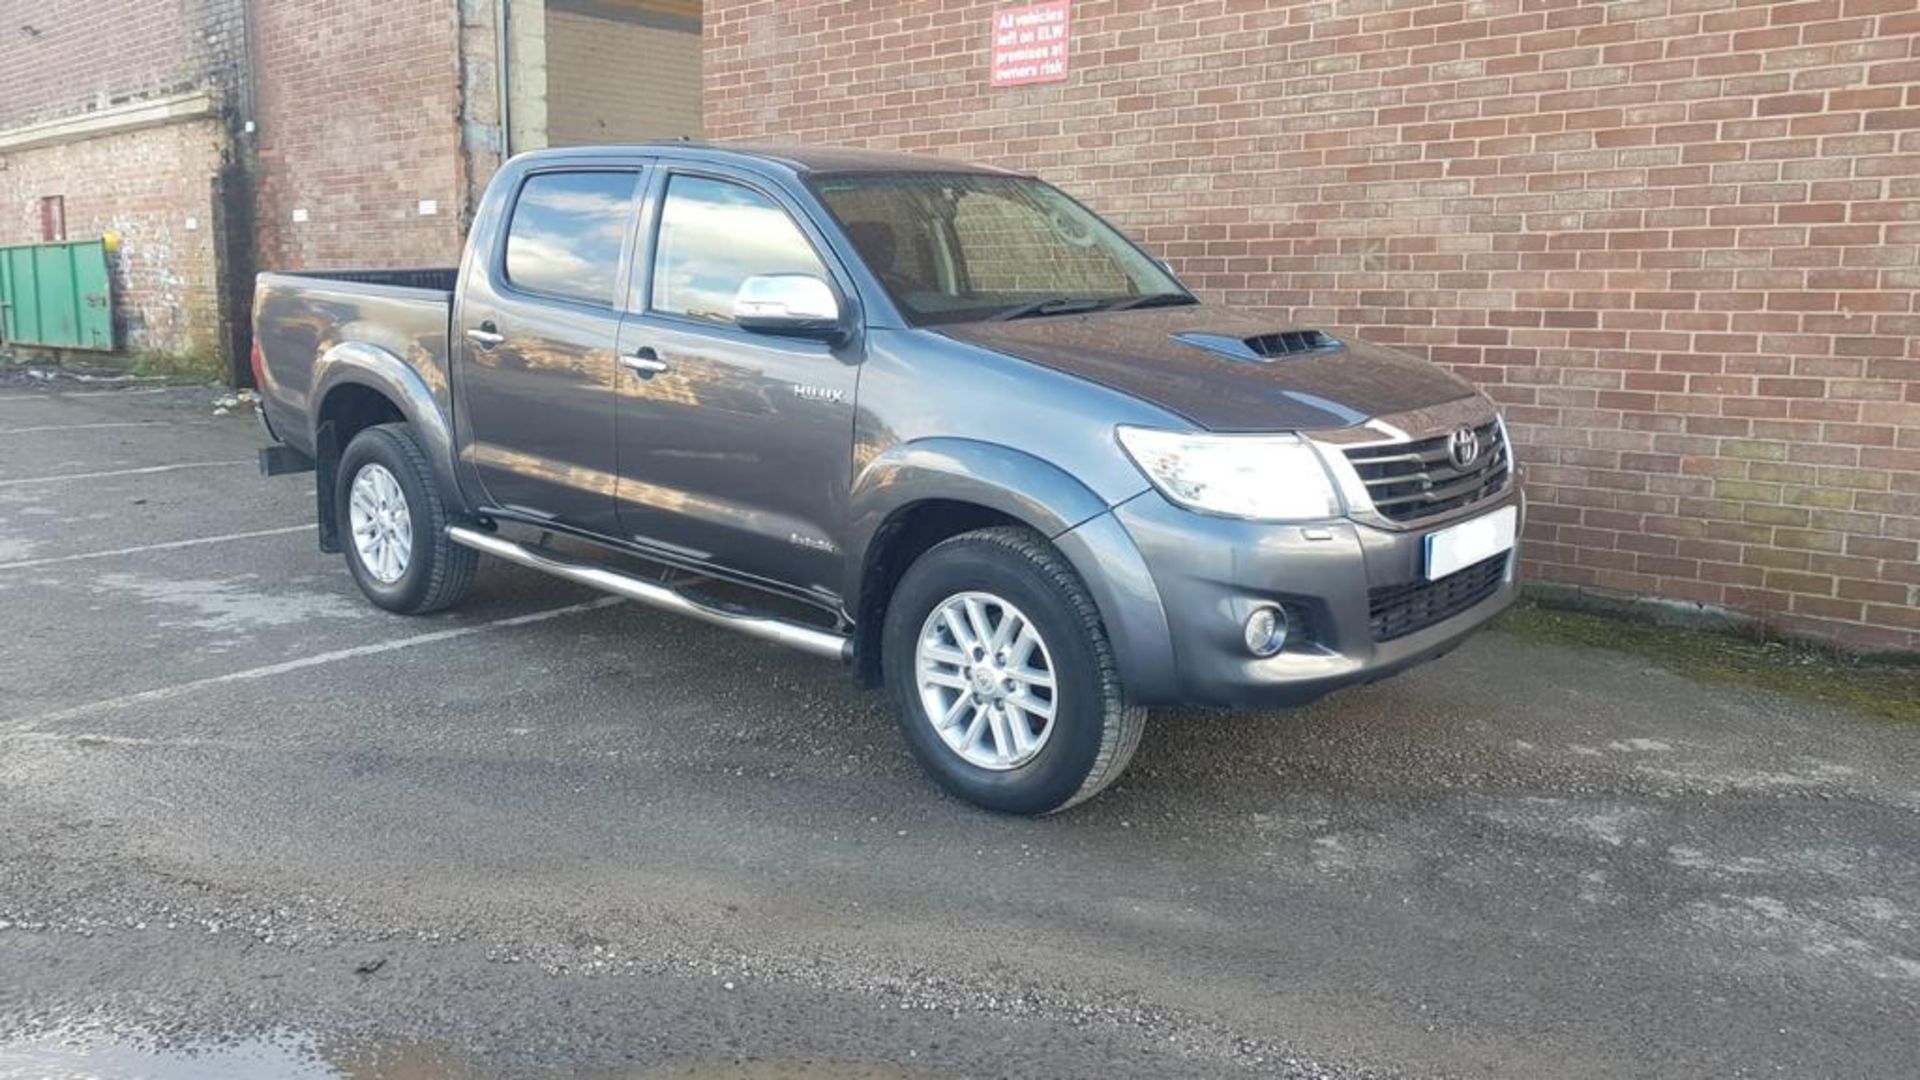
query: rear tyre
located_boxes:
[882,526,1146,815]
[337,422,476,615]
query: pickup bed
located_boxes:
[255,142,1522,814]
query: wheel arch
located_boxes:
[310,342,469,550]
[844,439,1176,699]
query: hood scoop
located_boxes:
[1173,329,1342,362]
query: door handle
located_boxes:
[466,321,504,348]
[620,347,669,377]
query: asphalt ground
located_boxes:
[0,379,1915,1079]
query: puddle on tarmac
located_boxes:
[609,1066,938,1080]
[0,1027,335,1079]
[0,1025,943,1079]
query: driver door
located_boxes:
[612,169,860,600]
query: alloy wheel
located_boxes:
[348,462,413,584]
[913,591,1058,770]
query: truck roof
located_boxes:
[518,141,1018,178]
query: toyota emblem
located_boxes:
[1447,426,1481,470]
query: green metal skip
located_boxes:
[0,239,115,351]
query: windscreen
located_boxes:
[810,173,1189,325]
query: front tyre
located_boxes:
[882,526,1146,815]
[336,423,476,615]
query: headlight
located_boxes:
[1116,426,1341,521]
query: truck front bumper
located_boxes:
[1096,486,1522,709]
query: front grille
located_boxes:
[1343,419,1509,524]
[1368,554,1508,642]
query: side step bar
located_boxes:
[446,525,851,663]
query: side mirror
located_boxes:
[732,274,844,340]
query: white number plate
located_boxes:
[1424,505,1517,581]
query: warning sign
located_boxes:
[990,1,1071,88]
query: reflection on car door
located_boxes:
[614,170,858,600]
[457,167,643,535]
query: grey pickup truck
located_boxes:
[253,143,1521,814]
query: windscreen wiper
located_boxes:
[993,297,1110,321]
[1109,292,1199,311]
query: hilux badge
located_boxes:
[792,384,844,404]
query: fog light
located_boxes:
[1243,605,1289,657]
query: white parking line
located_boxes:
[0,421,202,436]
[0,525,315,571]
[6,596,626,732]
[3,731,245,749]
[0,386,177,402]
[0,460,252,487]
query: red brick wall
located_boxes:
[0,0,244,361]
[0,1,213,130]
[707,0,1920,651]
[249,0,467,271]
[0,122,229,357]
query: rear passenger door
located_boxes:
[456,165,645,535]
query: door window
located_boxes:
[504,171,639,306]
[650,176,827,324]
